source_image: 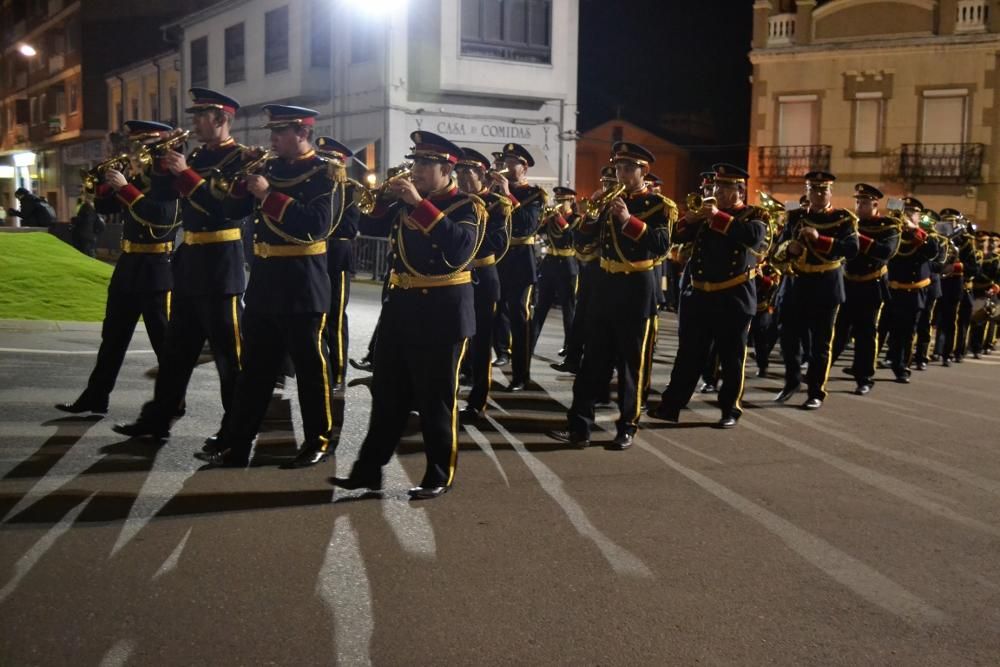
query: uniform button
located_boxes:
[432,243,438,249]
[421,289,428,295]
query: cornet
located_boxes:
[581,182,626,219]
[354,164,413,215]
[80,153,131,192]
[213,147,275,194]
[132,129,191,170]
[685,192,717,214]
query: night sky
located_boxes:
[577,0,755,171]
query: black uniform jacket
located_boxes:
[171,138,253,296]
[775,206,860,307]
[359,185,484,344]
[97,163,181,294]
[244,150,339,314]
[675,204,769,316]
[497,182,545,288]
[844,215,902,301]
[578,187,674,319]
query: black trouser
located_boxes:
[665,261,682,310]
[352,337,468,488]
[81,289,170,404]
[956,292,973,358]
[780,301,840,400]
[501,282,535,384]
[831,284,885,387]
[887,293,922,376]
[139,293,243,428]
[493,300,511,358]
[563,261,598,367]
[935,292,962,361]
[568,313,655,438]
[532,258,577,351]
[221,310,333,455]
[750,309,777,372]
[467,285,498,413]
[701,342,720,385]
[660,298,751,419]
[914,295,938,363]
[324,270,351,385]
[642,315,658,404]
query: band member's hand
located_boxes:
[488,171,511,196]
[904,218,918,231]
[389,177,422,206]
[161,151,188,175]
[610,197,629,224]
[682,209,702,224]
[787,240,804,257]
[246,175,270,200]
[104,169,128,191]
[799,226,819,241]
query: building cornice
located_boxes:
[751,32,1000,63]
[162,0,251,32]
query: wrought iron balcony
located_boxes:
[899,143,984,184]
[756,145,832,182]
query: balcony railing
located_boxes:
[899,143,984,184]
[756,145,831,182]
[767,13,796,46]
[956,0,989,33]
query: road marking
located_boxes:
[152,527,192,580]
[642,431,724,465]
[484,414,653,579]
[0,347,154,355]
[463,423,510,486]
[740,411,1000,538]
[894,393,1000,426]
[0,493,92,603]
[636,439,947,626]
[317,515,374,667]
[98,639,136,667]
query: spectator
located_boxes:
[70,194,103,257]
[7,188,55,228]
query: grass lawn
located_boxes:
[0,232,111,321]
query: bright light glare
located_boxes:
[365,172,378,187]
[18,44,37,57]
[345,0,407,17]
[13,152,36,167]
[0,166,15,178]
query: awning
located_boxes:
[455,141,558,182]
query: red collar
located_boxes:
[205,137,236,150]
[429,184,459,202]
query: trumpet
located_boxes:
[354,165,412,215]
[213,147,275,194]
[132,129,190,169]
[581,182,626,219]
[685,192,717,214]
[80,153,131,192]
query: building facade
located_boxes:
[576,119,691,199]
[167,0,578,189]
[749,0,1000,228]
[0,0,202,221]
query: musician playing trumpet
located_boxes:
[549,142,674,450]
[55,120,182,416]
[648,164,768,429]
[197,105,341,468]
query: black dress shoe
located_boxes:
[507,381,527,392]
[329,471,383,491]
[699,382,717,394]
[607,432,633,450]
[408,485,450,500]
[491,354,511,367]
[550,360,579,374]
[286,442,331,468]
[774,384,801,403]
[876,359,889,370]
[204,431,221,447]
[894,374,910,384]
[112,420,169,440]
[348,357,373,372]
[547,430,589,448]
[647,402,680,422]
[193,448,249,468]
[915,361,928,371]
[953,355,964,364]
[557,347,567,357]
[755,367,768,378]
[458,407,483,424]
[715,415,739,429]
[841,367,857,377]
[855,384,872,396]
[801,397,823,410]
[55,397,108,415]
[942,358,951,368]
[929,354,940,362]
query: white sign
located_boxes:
[405,115,552,149]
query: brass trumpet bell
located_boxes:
[686,192,717,212]
[354,165,412,215]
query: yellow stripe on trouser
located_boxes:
[734,328,750,413]
[872,302,885,369]
[166,291,172,321]
[486,303,496,402]
[819,305,840,395]
[317,313,332,447]
[633,316,653,425]
[643,316,658,395]
[231,296,242,370]
[523,285,533,372]
[447,339,469,486]
[336,272,346,384]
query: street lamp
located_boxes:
[342,0,407,17]
[18,44,37,57]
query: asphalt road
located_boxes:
[2,280,1000,666]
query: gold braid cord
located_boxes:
[398,196,487,278]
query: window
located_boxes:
[54,87,66,115]
[225,23,245,84]
[30,96,39,124]
[921,91,967,144]
[131,97,139,120]
[351,18,375,63]
[168,86,178,124]
[852,96,882,154]
[265,6,290,74]
[68,82,78,114]
[149,92,159,120]
[777,97,817,146]
[311,1,331,67]
[461,0,552,64]
[190,36,208,88]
